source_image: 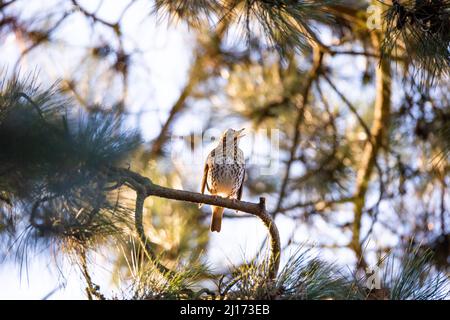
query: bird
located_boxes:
[200,128,246,232]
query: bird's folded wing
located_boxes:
[199,162,209,208]
[237,167,245,201]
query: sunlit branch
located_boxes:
[108,167,281,279]
[351,26,392,270]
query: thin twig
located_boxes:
[272,45,324,216]
[143,20,229,160]
[321,73,372,140]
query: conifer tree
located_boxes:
[0,0,448,299]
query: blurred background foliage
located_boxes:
[0,0,449,299]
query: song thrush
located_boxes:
[200,128,246,232]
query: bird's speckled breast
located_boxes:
[207,147,245,198]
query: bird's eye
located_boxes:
[211,137,216,141]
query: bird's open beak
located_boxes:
[236,128,246,139]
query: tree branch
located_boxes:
[134,187,175,276]
[351,18,392,269]
[71,0,118,30]
[78,246,105,300]
[108,167,281,279]
[142,21,228,161]
[273,45,324,216]
[321,73,372,140]
[0,0,16,11]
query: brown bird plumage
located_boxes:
[200,128,246,232]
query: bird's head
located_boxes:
[219,128,245,145]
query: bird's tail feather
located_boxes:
[210,206,224,232]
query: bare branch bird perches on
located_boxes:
[107,167,281,280]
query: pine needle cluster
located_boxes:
[0,74,139,254]
[153,0,335,53]
[381,0,450,86]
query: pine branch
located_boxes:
[0,74,140,252]
[351,22,392,269]
[381,0,450,86]
[224,246,362,300]
[107,167,281,279]
[0,0,17,11]
[71,0,118,30]
[152,0,335,54]
[273,45,323,216]
[143,21,228,160]
[321,73,372,140]
[134,188,175,276]
[153,0,220,27]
